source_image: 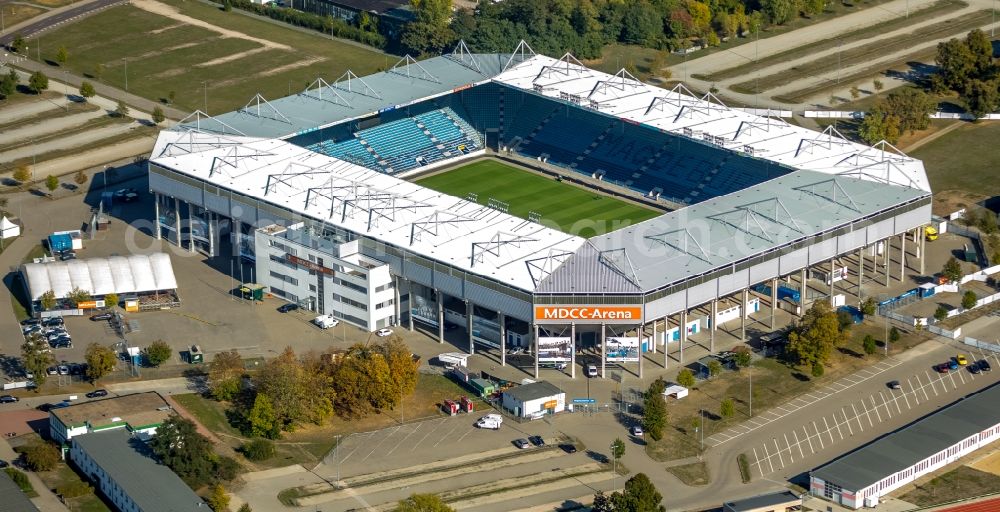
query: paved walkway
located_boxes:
[0,437,71,511]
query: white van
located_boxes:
[476,416,501,429]
[313,315,339,329]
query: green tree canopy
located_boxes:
[144,340,172,366]
[863,334,877,355]
[787,300,848,366]
[152,106,166,124]
[45,175,59,193]
[79,81,96,99]
[28,71,48,94]
[85,343,117,382]
[22,335,55,386]
[942,256,963,283]
[720,397,735,418]
[209,350,244,401]
[642,379,667,440]
[395,493,455,512]
[593,473,665,512]
[962,290,978,309]
[676,368,696,388]
[150,415,216,487]
[21,439,59,471]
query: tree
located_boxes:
[247,392,280,439]
[152,106,166,125]
[884,88,936,135]
[73,170,88,185]
[253,347,333,430]
[761,0,796,24]
[611,437,625,465]
[942,256,963,283]
[873,78,884,95]
[223,0,232,11]
[395,493,455,512]
[85,343,117,382]
[207,484,230,511]
[597,473,665,512]
[11,34,27,53]
[66,286,91,307]
[55,46,69,65]
[79,81,95,99]
[811,361,824,378]
[859,101,901,144]
[104,292,118,309]
[39,289,56,310]
[21,439,59,471]
[241,438,275,461]
[962,290,978,309]
[13,165,31,184]
[863,334,877,355]
[28,71,48,94]
[238,505,252,512]
[963,79,999,119]
[22,335,55,386]
[676,368,696,388]
[720,397,735,418]
[707,359,722,378]
[45,175,59,193]
[144,340,172,366]
[849,86,861,100]
[0,71,16,99]
[860,297,877,316]
[787,301,848,366]
[150,415,216,487]
[733,345,752,368]
[934,306,948,322]
[114,100,129,118]
[642,379,667,441]
[209,350,244,401]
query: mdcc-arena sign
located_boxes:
[534,306,642,324]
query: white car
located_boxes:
[376,328,393,337]
[630,425,644,437]
[585,364,598,377]
[313,315,339,329]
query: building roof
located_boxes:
[723,490,801,511]
[326,0,411,17]
[0,470,41,512]
[811,383,1000,492]
[22,253,178,301]
[179,53,508,139]
[52,392,172,430]
[504,381,564,402]
[72,429,205,511]
[154,46,931,298]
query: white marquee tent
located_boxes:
[22,253,178,300]
[0,217,19,239]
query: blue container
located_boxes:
[48,233,72,253]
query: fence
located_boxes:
[802,110,863,119]
[963,337,1000,353]
[737,108,794,118]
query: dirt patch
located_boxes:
[196,46,269,67]
[970,449,1000,477]
[149,67,188,79]
[130,0,292,51]
[900,465,1000,506]
[108,40,210,66]
[933,189,987,218]
[150,22,184,34]
[665,461,711,486]
[257,55,326,77]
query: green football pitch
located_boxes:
[415,160,661,237]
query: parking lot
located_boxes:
[749,347,1000,477]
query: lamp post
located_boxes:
[748,365,752,417]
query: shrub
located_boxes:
[57,480,93,498]
[4,468,32,493]
[21,439,59,471]
[811,361,825,378]
[863,335,877,355]
[241,438,275,461]
[676,368,696,388]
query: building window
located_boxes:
[309,284,317,292]
[270,271,298,286]
[824,482,842,499]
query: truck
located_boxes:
[476,413,503,429]
[313,315,339,329]
[751,283,800,303]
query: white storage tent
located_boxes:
[22,253,178,301]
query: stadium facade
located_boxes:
[147,42,931,378]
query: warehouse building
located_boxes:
[722,490,802,512]
[502,381,565,419]
[70,429,205,512]
[810,384,1000,509]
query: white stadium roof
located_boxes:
[22,253,178,300]
[153,49,930,295]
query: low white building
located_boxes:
[49,392,172,444]
[254,222,396,331]
[502,381,565,419]
[810,384,1000,509]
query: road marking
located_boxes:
[762,442,775,473]
[774,438,785,468]
[833,413,845,440]
[957,369,966,385]
[360,426,402,462]
[919,374,931,400]
[948,371,957,389]
[753,446,765,477]
[793,430,805,458]
[870,396,882,423]
[824,416,835,443]
[410,418,447,452]
[802,426,814,454]
[454,424,477,443]
[841,407,854,435]
[339,431,376,463]
[926,371,939,396]
[433,422,462,447]
[784,433,794,462]
[385,422,423,457]
[887,391,901,415]
[905,378,916,407]
[813,421,825,450]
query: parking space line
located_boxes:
[926,371,939,396]
[433,423,462,447]
[813,421,825,450]
[792,430,805,458]
[774,438,785,468]
[339,431,376,463]
[920,374,931,400]
[802,426,814,454]
[410,418,447,452]
[454,424,477,443]
[832,412,844,440]
[783,433,794,463]
[753,447,765,477]
[870,396,882,423]
[841,407,854,435]
[360,426,402,462]
[761,442,774,474]
[385,422,423,457]
[948,371,957,389]
[905,378,916,406]
[957,369,966,385]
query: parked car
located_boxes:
[978,359,992,372]
[85,389,109,399]
[277,303,298,313]
[0,395,18,403]
[376,328,393,337]
[956,354,969,366]
[969,363,982,374]
[630,425,644,437]
[559,443,578,454]
[528,435,545,446]
[936,363,950,373]
[20,319,40,326]
[46,367,59,375]
[948,359,959,371]
[513,438,531,449]
[42,317,63,327]
[57,365,70,375]
[475,417,501,429]
[59,252,77,261]
[887,380,901,390]
[585,364,598,378]
[312,315,339,329]
[90,312,114,321]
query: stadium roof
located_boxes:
[149,133,587,292]
[72,429,206,511]
[22,253,178,300]
[158,44,931,297]
[180,51,509,139]
[812,383,1000,492]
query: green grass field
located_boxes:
[34,0,386,114]
[912,122,1000,197]
[416,160,661,237]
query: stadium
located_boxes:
[146,41,932,378]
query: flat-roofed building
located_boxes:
[723,490,802,512]
[49,392,172,444]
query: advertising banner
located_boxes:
[606,336,639,362]
[538,337,572,362]
[534,306,642,324]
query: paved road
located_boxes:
[0,0,123,45]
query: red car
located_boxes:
[936,363,950,373]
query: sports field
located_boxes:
[415,160,661,237]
